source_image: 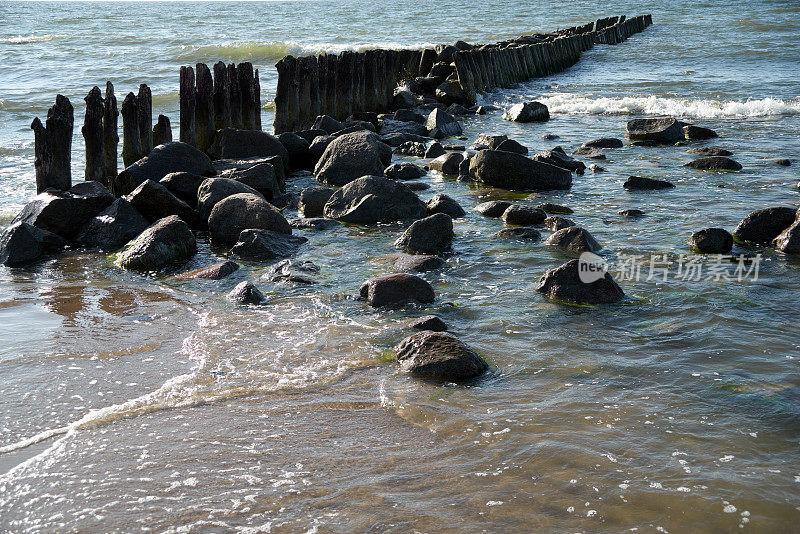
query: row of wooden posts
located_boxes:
[272,14,652,133]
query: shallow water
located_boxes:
[1,0,800,532]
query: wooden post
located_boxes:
[385,50,398,107]
[82,86,105,184]
[195,63,214,152]
[228,63,242,129]
[121,92,144,167]
[363,50,377,112]
[103,81,119,182]
[274,56,290,134]
[474,49,489,91]
[335,51,354,120]
[153,114,172,146]
[374,50,387,112]
[452,52,475,105]
[419,48,436,77]
[308,58,320,124]
[253,68,262,130]
[316,55,327,120]
[213,61,231,130]
[179,65,196,146]
[238,62,255,130]
[285,56,300,132]
[352,52,364,115]
[31,94,74,193]
[296,56,312,129]
[137,84,153,155]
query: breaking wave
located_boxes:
[1,34,68,45]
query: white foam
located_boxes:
[1,34,68,45]
[536,93,800,119]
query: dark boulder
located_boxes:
[425,108,462,139]
[159,172,205,207]
[684,125,718,140]
[75,198,149,251]
[265,259,320,284]
[125,179,199,227]
[503,101,549,122]
[394,213,454,255]
[290,217,342,231]
[298,186,335,217]
[537,259,624,305]
[312,115,345,135]
[429,61,455,79]
[572,147,606,159]
[543,215,576,231]
[208,193,291,245]
[323,176,427,224]
[393,89,418,109]
[502,204,546,226]
[359,273,435,307]
[435,81,465,106]
[227,281,265,305]
[379,119,429,138]
[197,177,263,222]
[425,142,446,159]
[689,228,733,253]
[218,162,280,200]
[470,150,572,191]
[687,146,733,157]
[175,260,239,280]
[685,157,742,171]
[12,182,114,239]
[230,229,307,260]
[626,118,684,145]
[429,152,463,175]
[733,207,797,245]
[394,141,428,157]
[474,200,511,217]
[545,226,601,254]
[406,181,430,191]
[426,193,465,218]
[314,131,390,186]
[408,315,448,332]
[393,253,446,272]
[385,162,426,181]
[208,128,289,162]
[533,147,586,174]
[473,134,507,150]
[114,142,215,197]
[395,331,488,382]
[495,139,528,155]
[583,137,623,148]
[766,158,791,167]
[278,132,313,170]
[537,202,573,214]
[115,215,196,271]
[588,163,606,173]
[618,208,645,218]
[773,218,800,254]
[0,221,66,267]
[446,103,470,116]
[623,175,675,190]
[392,109,426,123]
[495,227,541,240]
[295,129,327,144]
[309,135,334,162]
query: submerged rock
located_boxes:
[537,202,573,215]
[470,150,572,191]
[266,259,320,284]
[393,253,446,272]
[408,315,448,332]
[208,193,291,245]
[323,176,426,224]
[395,331,488,381]
[503,101,549,122]
[588,163,606,173]
[683,125,718,140]
[543,216,576,231]
[536,259,624,305]
[618,208,645,218]
[426,193,465,218]
[230,229,307,260]
[359,273,435,307]
[626,117,685,145]
[394,213,454,255]
[733,207,797,245]
[314,131,390,186]
[495,227,541,240]
[0,221,66,267]
[115,216,196,271]
[685,156,742,171]
[474,200,512,217]
[75,198,149,251]
[114,142,215,197]
[687,146,733,157]
[689,228,733,253]
[227,281,265,305]
[545,226,601,254]
[502,204,546,226]
[298,186,335,217]
[623,175,675,190]
[290,217,342,231]
[175,260,239,280]
[582,137,623,149]
[773,218,800,254]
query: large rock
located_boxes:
[278,132,312,170]
[623,176,675,190]
[114,142,215,197]
[227,281,265,305]
[298,186,335,217]
[197,177,264,222]
[626,118,685,145]
[359,273,435,307]
[689,228,733,253]
[208,193,290,245]
[290,217,341,231]
[545,226,601,254]
[115,215,197,271]
[393,254,445,272]
[379,119,428,138]
[175,260,239,280]
[265,259,320,284]
[537,259,624,305]
[773,218,800,254]
[408,315,448,332]
[0,221,66,267]
[543,216,576,231]
[313,115,345,134]
[75,198,149,250]
[425,108,462,139]
[533,147,586,174]
[425,142,446,159]
[12,182,114,239]
[159,172,205,207]
[323,176,426,224]
[684,125,718,140]
[435,81,465,106]
[474,200,511,217]
[537,202,573,214]
[219,162,280,200]
[429,152,463,175]
[394,331,488,382]
[502,101,549,122]
[495,139,528,155]
[230,229,307,260]
[314,131,390,186]
[733,207,797,245]
[394,213,454,255]
[470,150,572,191]
[685,157,742,171]
[583,137,623,148]
[207,128,289,162]
[125,179,198,226]
[473,134,507,150]
[688,146,733,157]
[426,193,465,218]
[502,204,546,226]
[385,163,426,181]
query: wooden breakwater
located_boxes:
[271,14,652,133]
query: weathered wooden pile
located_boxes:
[272,14,652,133]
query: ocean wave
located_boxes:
[175,40,435,63]
[535,94,800,119]
[1,34,68,45]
